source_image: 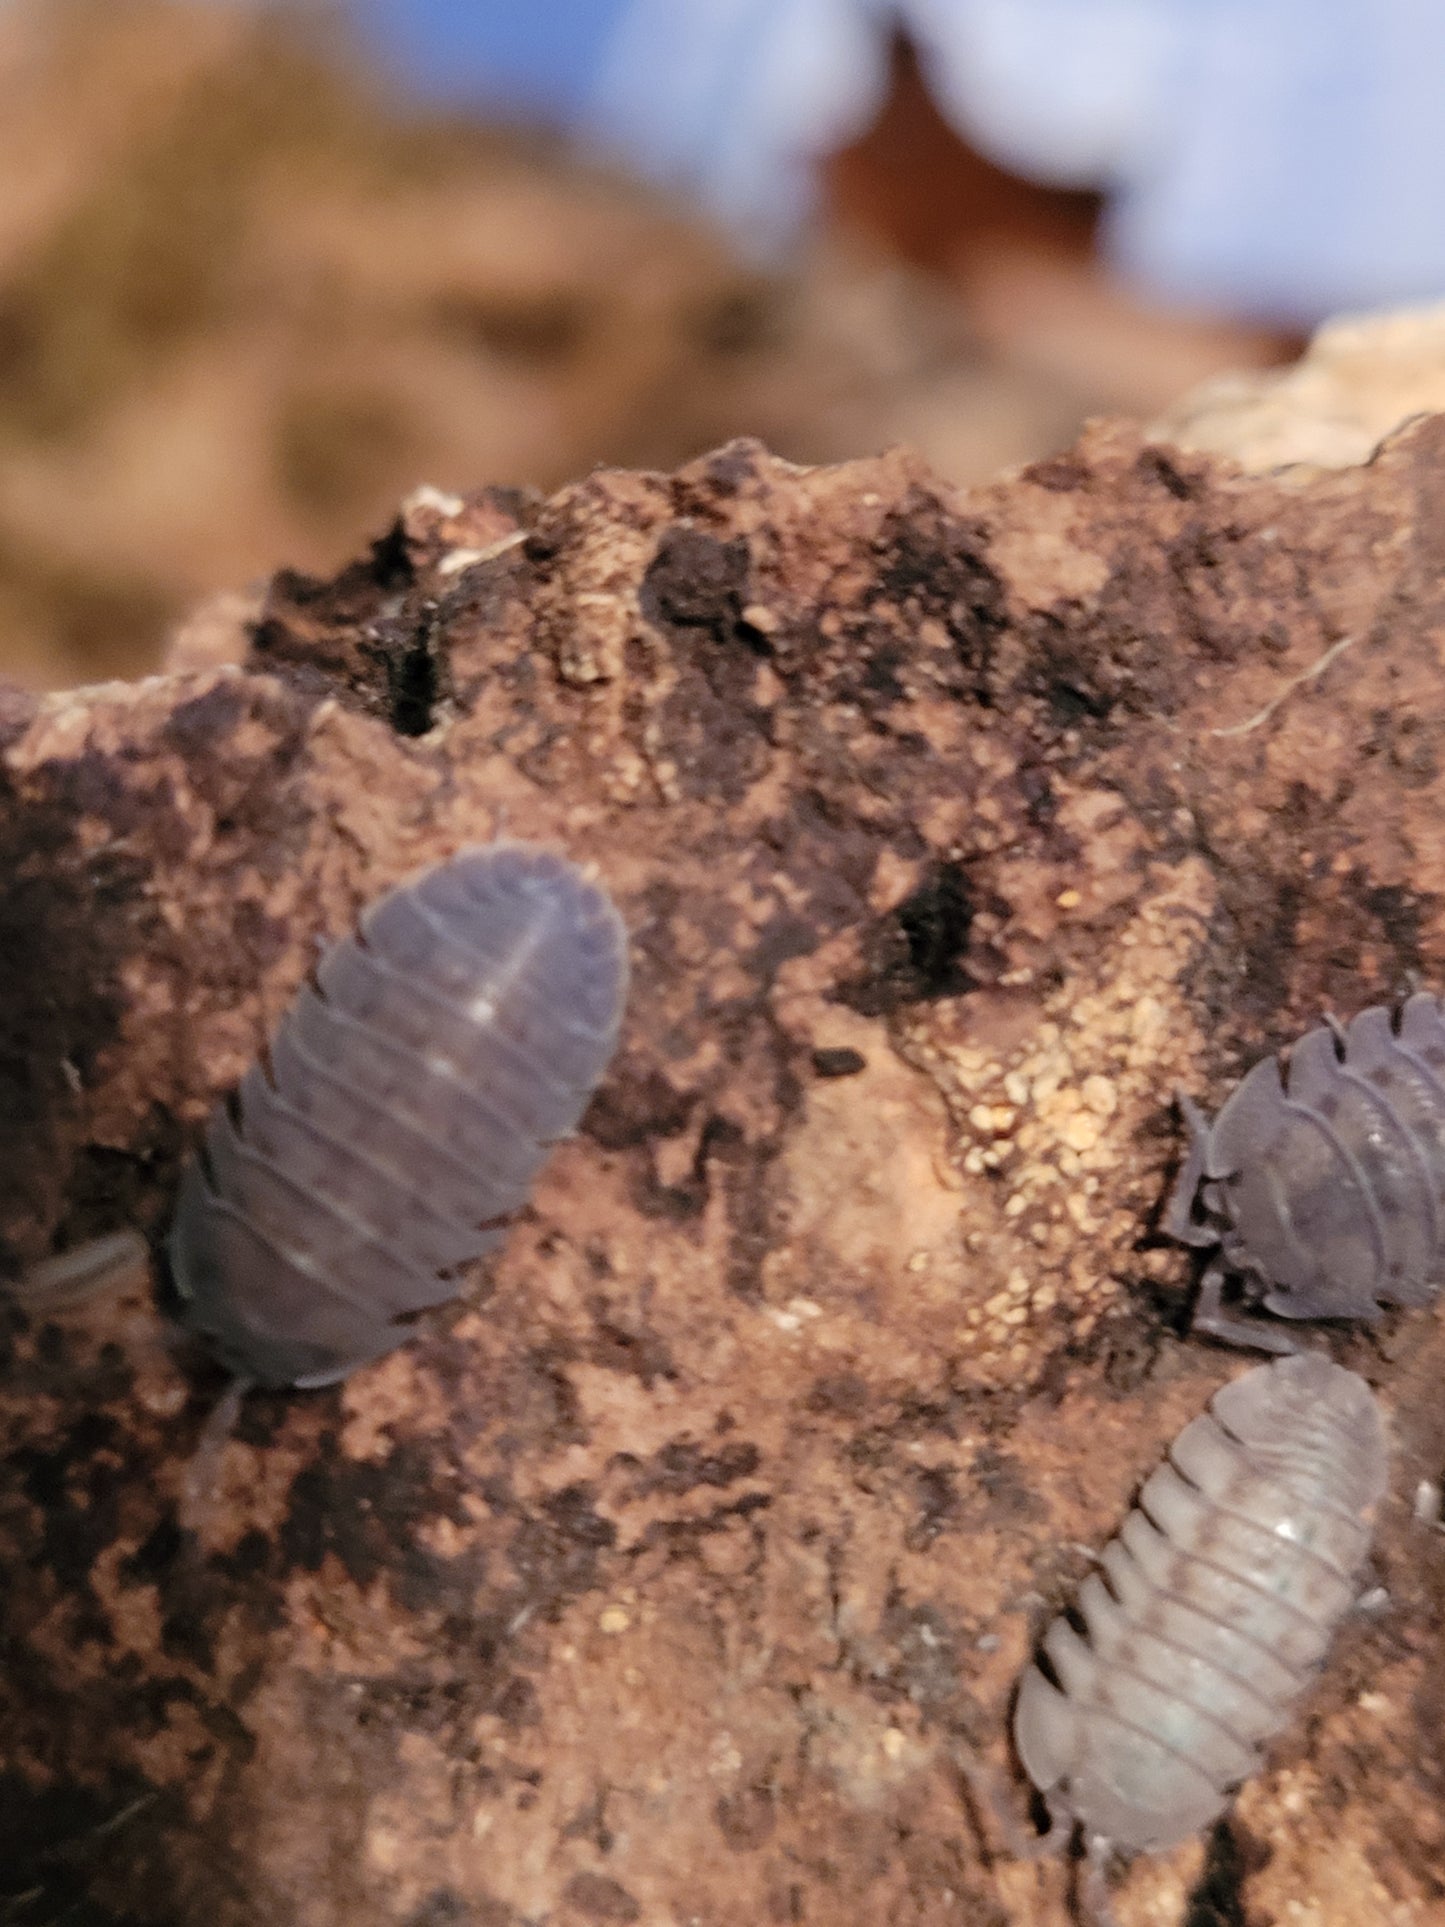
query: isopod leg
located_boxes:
[948,1740,1065,1866]
[1162,1096,1220,1246]
[1076,1835,1122,1927]
[179,1374,252,1540]
[1190,1261,1301,1355]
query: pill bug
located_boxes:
[1167,992,1445,1350]
[168,842,629,1389]
[1014,1355,1388,1861]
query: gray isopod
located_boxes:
[1014,1355,1388,1858]
[1167,992,1445,1350]
[168,842,629,1388]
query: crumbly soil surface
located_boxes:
[2,423,1444,1925]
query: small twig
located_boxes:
[13,1230,149,1309]
[0,1793,156,1923]
[436,529,528,576]
[1208,633,1358,739]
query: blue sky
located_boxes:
[349,0,625,117]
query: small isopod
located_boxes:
[1014,1355,1388,1866]
[1167,992,1445,1349]
[168,842,629,1388]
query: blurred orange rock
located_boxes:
[0,0,1100,689]
[1157,299,1445,474]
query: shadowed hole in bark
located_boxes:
[810,1046,866,1077]
[837,861,976,1015]
[363,625,443,737]
[1183,1816,1268,1927]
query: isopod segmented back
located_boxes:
[1014,1355,1388,1854]
[1168,990,1445,1346]
[169,842,629,1388]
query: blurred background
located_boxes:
[1,0,1441,688]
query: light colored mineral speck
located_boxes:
[1080,1074,1118,1117]
[1060,1110,1101,1152]
[138,1381,189,1419]
[1131,996,1168,1043]
[598,1605,631,1635]
[1412,1478,1442,1524]
[401,484,464,516]
[366,1827,403,1873]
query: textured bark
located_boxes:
[3,421,1445,1926]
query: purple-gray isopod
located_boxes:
[1167,992,1445,1349]
[1014,1354,1388,1856]
[168,842,629,1388]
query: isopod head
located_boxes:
[1167,992,1445,1348]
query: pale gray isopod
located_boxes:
[1167,992,1445,1349]
[168,842,629,1388]
[1014,1355,1388,1858]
